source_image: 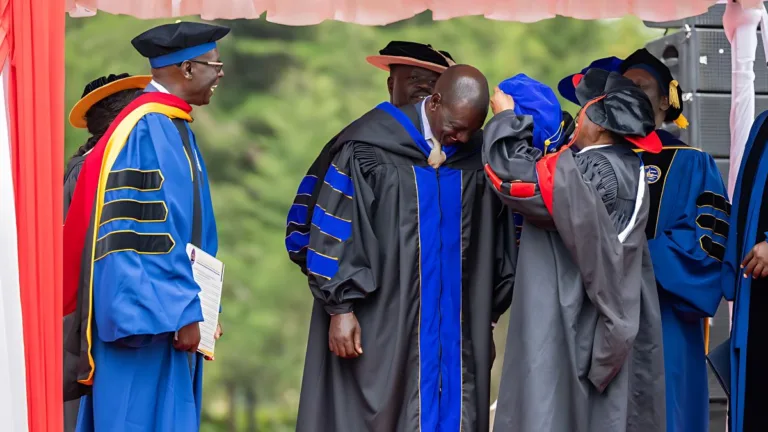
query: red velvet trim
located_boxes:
[625,130,662,153]
[572,73,584,88]
[535,152,560,215]
[484,164,536,198]
[535,96,607,216]
[484,163,503,191]
[509,182,536,198]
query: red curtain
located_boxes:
[7,0,65,430]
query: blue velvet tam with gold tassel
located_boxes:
[498,73,566,154]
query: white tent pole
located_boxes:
[724,0,763,196]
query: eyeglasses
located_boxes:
[189,60,224,73]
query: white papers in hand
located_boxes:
[186,243,225,358]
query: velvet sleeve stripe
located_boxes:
[324,164,354,199]
[94,230,176,261]
[700,235,726,262]
[296,174,318,196]
[311,204,352,242]
[697,191,731,216]
[696,214,730,239]
[306,248,339,280]
[99,199,168,226]
[285,231,310,253]
[287,204,309,227]
[105,168,164,192]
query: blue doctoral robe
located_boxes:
[723,111,768,432]
[638,130,728,432]
[76,108,218,432]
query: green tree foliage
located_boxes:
[64,13,660,430]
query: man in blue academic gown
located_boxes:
[62,21,228,431]
[722,109,768,431]
[559,48,729,432]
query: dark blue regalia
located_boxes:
[723,111,768,432]
[75,94,219,432]
[637,130,728,432]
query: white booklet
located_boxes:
[186,243,225,359]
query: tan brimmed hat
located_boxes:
[366,41,455,74]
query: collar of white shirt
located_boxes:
[148,79,171,94]
[420,98,435,149]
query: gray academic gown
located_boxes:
[483,111,666,432]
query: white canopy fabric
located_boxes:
[67,0,733,25]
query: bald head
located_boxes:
[425,64,489,146]
[435,65,490,112]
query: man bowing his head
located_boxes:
[295,65,515,432]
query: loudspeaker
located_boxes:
[645,2,768,30]
[644,28,768,94]
[715,158,730,184]
[679,92,768,157]
[644,4,729,29]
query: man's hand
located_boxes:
[174,322,201,353]
[490,87,515,115]
[742,241,768,279]
[329,312,363,358]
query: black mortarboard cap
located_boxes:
[573,68,661,153]
[620,48,685,124]
[81,73,130,98]
[131,22,230,69]
[366,41,456,74]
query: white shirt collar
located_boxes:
[577,144,611,153]
[149,79,171,94]
[420,98,435,147]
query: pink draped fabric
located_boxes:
[65,0,721,25]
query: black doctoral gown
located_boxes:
[63,154,85,432]
[292,101,516,432]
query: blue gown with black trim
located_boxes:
[76,106,218,432]
[722,111,768,432]
[637,130,728,432]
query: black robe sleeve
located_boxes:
[307,142,379,315]
[481,112,554,226]
[63,157,85,219]
[492,206,516,323]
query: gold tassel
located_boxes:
[669,80,681,109]
[673,113,689,130]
